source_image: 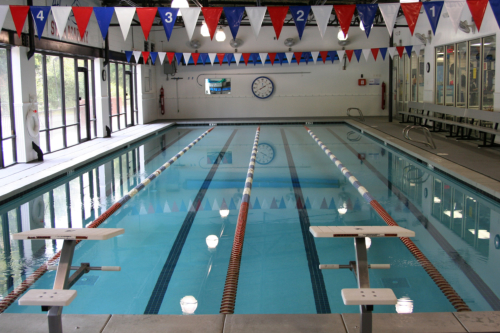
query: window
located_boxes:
[482,36,495,111]
[108,62,138,132]
[436,46,445,105]
[411,52,418,102]
[469,39,481,109]
[0,47,16,168]
[456,42,467,107]
[418,50,424,103]
[445,44,455,106]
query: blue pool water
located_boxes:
[1,124,499,315]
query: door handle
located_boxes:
[79,97,82,100]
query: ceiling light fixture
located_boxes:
[216,27,226,42]
[171,0,189,16]
[337,29,348,41]
[201,21,210,37]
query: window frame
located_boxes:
[108,61,138,133]
[0,45,17,168]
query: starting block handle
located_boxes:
[101,266,121,271]
[319,264,390,270]
[370,264,390,269]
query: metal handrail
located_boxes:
[403,125,437,149]
[347,108,365,122]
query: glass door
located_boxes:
[77,68,90,142]
[125,70,134,127]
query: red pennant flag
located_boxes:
[294,52,303,65]
[242,53,251,66]
[9,6,29,38]
[269,53,277,65]
[217,53,225,66]
[142,51,150,64]
[320,51,328,64]
[345,50,354,62]
[191,53,200,65]
[334,5,356,39]
[396,46,405,58]
[167,52,175,64]
[267,7,289,39]
[136,7,158,40]
[371,48,379,61]
[72,7,94,40]
[201,7,223,40]
[467,0,489,31]
[400,3,422,35]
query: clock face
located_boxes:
[252,76,274,99]
[256,143,275,165]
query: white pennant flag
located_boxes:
[363,49,371,61]
[158,52,166,65]
[51,6,72,40]
[311,51,319,64]
[379,3,400,37]
[183,53,191,66]
[208,53,216,66]
[181,7,201,40]
[212,198,219,211]
[133,51,142,63]
[286,52,293,65]
[259,53,268,66]
[413,44,423,56]
[444,0,466,33]
[0,6,8,32]
[337,50,345,61]
[234,53,242,66]
[311,5,333,38]
[246,7,267,38]
[114,7,136,40]
[388,47,396,59]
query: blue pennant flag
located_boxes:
[229,198,237,210]
[157,7,179,41]
[354,49,362,62]
[199,53,208,65]
[30,6,51,40]
[253,198,261,209]
[290,6,311,40]
[491,0,500,29]
[150,52,158,64]
[125,51,133,63]
[405,46,413,58]
[224,7,245,40]
[379,47,388,60]
[226,53,234,66]
[328,51,337,63]
[93,7,114,39]
[356,4,378,38]
[303,51,312,64]
[277,53,286,65]
[423,1,443,35]
[175,53,183,66]
[251,53,259,66]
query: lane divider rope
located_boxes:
[304,126,471,312]
[220,126,260,314]
[0,127,214,314]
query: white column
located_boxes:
[94,58,110,137]
[136,65,144,125]
[11,46,39,162]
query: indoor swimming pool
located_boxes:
[0,124,499,315]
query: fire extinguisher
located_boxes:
[160,86,165,115]
[381,82,386,110]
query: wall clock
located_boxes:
[256,143,275,165]
[252,76,274,99]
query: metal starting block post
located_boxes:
[310,226,415,333]
[13,228,124,333]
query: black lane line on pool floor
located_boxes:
[144,128,238,315]
[280,128,331,314]
[326,127,500,311]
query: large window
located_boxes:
[0,47,16,168]
[108,62,138,132]
[35,53,96,153]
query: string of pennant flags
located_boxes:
[124,44,422,66]
[1,0,500,44]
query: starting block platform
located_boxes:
[19,290,77,307]
[309,226,415,238]
[12,228,124,240]
[342,288,397,306]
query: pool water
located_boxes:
[1,124,499,315]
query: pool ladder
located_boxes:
[403,125,437,149]
[347,108,365,122]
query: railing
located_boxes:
[403,125,437,149]
[347,107,365,122]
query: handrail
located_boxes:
[347,131,362,142]
[347,108,365,122]
[403,125,437,149]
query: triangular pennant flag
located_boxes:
[290,6,311,40]
[378,3,399,36]
[311,51,319,64]
[133,51,141,63]
[192,52,200,65]
[413,44,423,56]
[202,7,223,40]
[199,53,208,65]
[30,6,51,40]
[150,52,158,64]
[188,200,195,212]
[0,6,8,33]
[337,50,345,61]
[175,52,183,66]
[229,198,237,210]
[345,49,354,62]
[356,4,378,37]
[114,7,136,40]
[158,52,166,65]
[286,52,293,65]
[405,45,413,58]
[303,52,312,64]
[166,52,175,64]
[148,203,155,214]
[234,53,242,65]
[354,49,362,62]
[221,198,228,210]
[311,5,333,38]
[379,47,387,60]
[125,51,133,63]
[245,7,267,38]
[362,49,371,61]
[320,51,328,63]
[445,1,466,33]
[209,53,217,66]
[490,0,500,29]
[181,7,201,40]
[142,51,150,64]
[267,6,289,39]
[396,46,405,58]
[320,198,328,209]
[179,200,187,212]
[388,47,396,59]
[171,201,179,212]
[217,53,225,65]
[277,52,286,65]
[163,200,171,213]
[72,7,93,40]
[423,1,443,35]
[328,198,336,209]
[183,52,191,65]
[328,51,337,63]
[270,197,278,209]
[279,197,287,209]
[157,7,179,41]
[224,7,245,40]
[10,5,30,38]
[401,3,422,35]
[294,52,303,65]
[204,199,211,211]
[136,7,157,40]
[250,53,259,65]
[371,48,379,61]
[268,52,277,65]
[467,0,489,31]
[226,53,234,66]
[259,52,268,65]
[212,198,220,211]
[242,53,251,66]
[334,5,356,39]
[253,197,261,209]
[93,7,114,39]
